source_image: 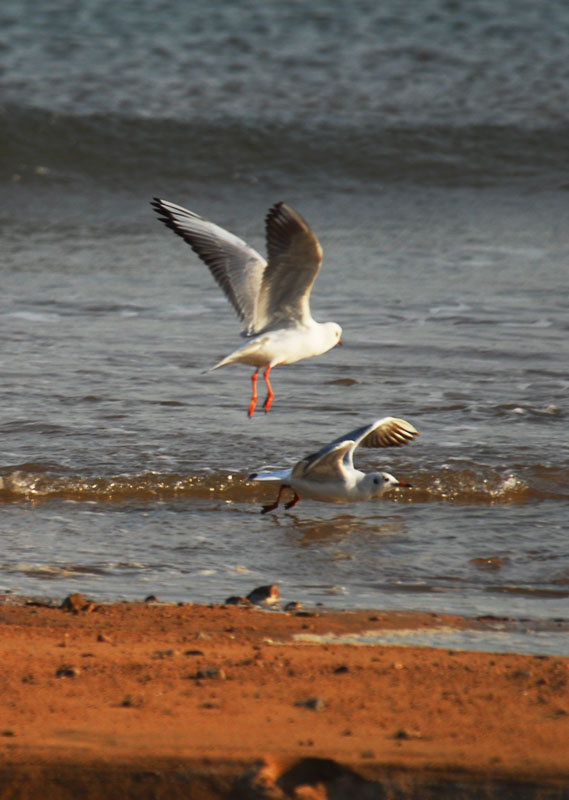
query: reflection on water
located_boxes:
[284,513,408,547]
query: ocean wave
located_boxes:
[1,464,566,505]
[2,311,61,323]
[2,106,568,191]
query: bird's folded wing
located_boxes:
[255,202,323,331]
[152,198,266,333]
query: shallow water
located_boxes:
[1,0,568,652]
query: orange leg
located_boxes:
[284,491,301,510]
[262,366,274,413]
[261,484,300,514]
[248,369,259,418]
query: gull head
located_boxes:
[362,471,412,499]
[323,322,343,349]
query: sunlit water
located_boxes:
[1,0,568,654]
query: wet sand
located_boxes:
[1,595,568,799]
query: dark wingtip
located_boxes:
[151,198,177,231]
[151,197,166,217]
[265,201,285,225]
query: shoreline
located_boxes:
[1,595,568,798]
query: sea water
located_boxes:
[1,0,568,652]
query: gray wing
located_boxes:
[299,417,419,475]
[343,417,419,469]
[292,441,354,482]
[152,198,266,334]
[254,202,323,332]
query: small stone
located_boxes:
[295,697,325,711]
[152,649,176,659]
[246,585,279,605]
[284,601,302,612]
[144,595,159,603]
[121,694,143,708]
[291,784,321,800]
[333,665,349,674]
[60,594,87,613]
[184,649,204,657]
[56,664,80,678]
[97,633,112,643]
[224,596,252,607]
[193,667,226,680]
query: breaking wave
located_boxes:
[1,464,566,505]
[3,106,569,191]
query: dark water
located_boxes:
[1,0,568,652]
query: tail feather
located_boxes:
[210,354,235,371]
[247,469,290,484]
[210,336,267,371]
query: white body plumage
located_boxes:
[248,417,419,513]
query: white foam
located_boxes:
[293,627,569,656]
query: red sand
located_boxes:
[1,596,568,798]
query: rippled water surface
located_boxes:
[1,0,568,651]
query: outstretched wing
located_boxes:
[342,417,419,469]
[254,202,323,331]
[298,417,419,476]
[152,198,266,334]
[292,441,354,483]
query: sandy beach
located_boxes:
[1,594,568,799]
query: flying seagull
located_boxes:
[152,199,342,416]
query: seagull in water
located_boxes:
[248,417,419,513]
[152,199,342,417]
